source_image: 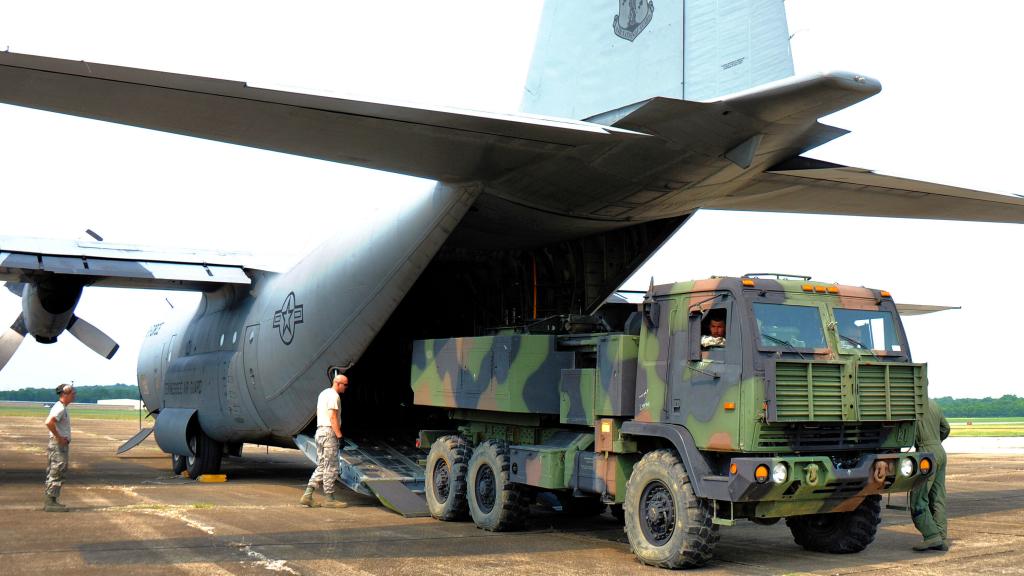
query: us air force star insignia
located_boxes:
[613,0,654,42]
[272,292,304,345]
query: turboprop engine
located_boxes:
[0,280,119,370]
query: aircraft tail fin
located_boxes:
[520,0,794,120]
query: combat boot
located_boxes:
[912,536,944,551]
[299,486,315,507]
[43,495,68,512]
[322,492,348,508]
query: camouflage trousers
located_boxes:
[910,452,947,540]
[45,438,69,498]
[306,428,339,495]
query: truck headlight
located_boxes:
[772,463,788,484]
[900,458,916,478]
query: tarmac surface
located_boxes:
[1,417,1022,575]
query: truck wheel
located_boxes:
[425,435,470,521]
[466,440,529,531]
[623,449,719,569]
[786,495,882,553]
[185,428,222,479]
[171,453,187,475]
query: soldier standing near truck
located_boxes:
[911,398,950,551]
[300,373,350,509]
[43,383,75,512]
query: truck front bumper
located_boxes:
[705,452,935,518]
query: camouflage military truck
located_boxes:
[410,275,936,569]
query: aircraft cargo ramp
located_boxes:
[294,434,429,517]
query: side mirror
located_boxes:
[643,301,660,329]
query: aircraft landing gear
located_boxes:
[185,428,222,478]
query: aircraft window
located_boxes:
[232,331,238,344]
[167,335,176,362]
[219,334,225,346]
[249,330,254,344]
[834,308,902,353]
[753,303,826,349]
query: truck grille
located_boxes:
[857,364,924,421]
[756,423,888,451]
[770,361,925,423]
[773,362,844,421]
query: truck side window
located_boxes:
[700,308,727,349]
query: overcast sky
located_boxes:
[0,1,1021,398]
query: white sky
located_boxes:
[0,1,1021,398]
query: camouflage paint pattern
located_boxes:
[411,276,932,515]
[411,335,573,415]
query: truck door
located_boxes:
[670,298,742,435]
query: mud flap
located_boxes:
[294,434,427,516]
[116,427,153,455]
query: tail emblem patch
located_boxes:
[613,0,654,42]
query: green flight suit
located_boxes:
[910,399,949,541]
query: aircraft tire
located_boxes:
[425,435,470,521]
[623,449,719,569]
[171,453,187,475]
[786,495,881,553]
[185,428,223,479]
[466,440,529,531]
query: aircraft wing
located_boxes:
[703,156,1024,223]
[0,52,644,184]
[0,236,253,290]
[3,51,1023,232]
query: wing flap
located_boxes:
[0,238,253,290]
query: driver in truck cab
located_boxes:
[701,309,727,348]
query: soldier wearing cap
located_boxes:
[300,373,350,508]
[43,383,76,512]
[911,398,950,551]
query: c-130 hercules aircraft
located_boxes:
[0,0,1022,496]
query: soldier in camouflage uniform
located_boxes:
[300,373,349,509]
[911,398,950,551]
[43,383,76,512]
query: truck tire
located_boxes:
[786,495,882,553]
[466,440,529,531]
[171,453,187,475]
[185,428,222,479]
[425,435,470,521]
[623,449,719,569]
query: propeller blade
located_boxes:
[67,315,119,359]
[0,314,27,371]
[4,282,26,297]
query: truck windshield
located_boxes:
[753,303,827,349]
[834,308,902,353]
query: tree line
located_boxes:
[934,395,1024,418]
[0,384,139,404]
[2,385,1021,417]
